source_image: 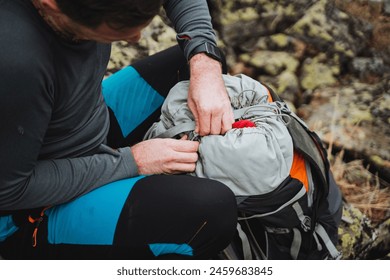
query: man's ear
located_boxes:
[40,0,61,13]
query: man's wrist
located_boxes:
[188,42,223,64]
[189,53,223,74]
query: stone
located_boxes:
[298,78,390,162]
[338,204,375,259]
[385,0,390,14]
[286,0,371,59]
[300,55,339,90]
[350,57,385,79]
[239,50,299,75]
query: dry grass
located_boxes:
[330,150,390,224]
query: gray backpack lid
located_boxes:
[144,74,294,196]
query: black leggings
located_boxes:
[0,46,237,260]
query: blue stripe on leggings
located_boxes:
[0,215,18,242]
[102,66,164,138]
[149,243,193,257]
[46,176,144,245]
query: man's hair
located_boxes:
[55,0,164,29]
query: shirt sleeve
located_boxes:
[163,0,218,60]
[0,53,138,211]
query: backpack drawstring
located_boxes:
[234,101,292,126]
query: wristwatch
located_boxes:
[188,42,223,63]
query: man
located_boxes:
[0,0,237,259]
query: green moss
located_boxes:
[289,0,333,41]
[277,71,299,93]
[348,107,373,124]
[239,7,259,21]
[369,155,387,168]
[271,34,289,48]
[301,59,337,90]
[220,7,259,25]
[284,4,296,17]
[245,51,299,76]
[341,231,357,249]
[239,53,251,63]
[334,42,354,57]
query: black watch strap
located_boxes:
[188,42,223,63]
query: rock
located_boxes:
[298,77,390,163]
[300,54,339,90]
[208,0,317,49]
[239,50,299,76]
[138,15,177,56]
[385,0,390,15]
[339,205,390,260]
[356,218,390,259]
[257,71,300,104]
[254,34,307,60]
[286,0,371,61]
[273,71,300,103]
[338,203,375,259]
[255,33,295,52]
[350,57,385,81]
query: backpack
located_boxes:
[144,74,343,260]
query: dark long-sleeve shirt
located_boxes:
[0,0,217,211]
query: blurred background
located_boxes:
[106,0,390,259]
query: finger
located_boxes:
[193,114,200,135]
[171,139,199,152]
[167,162,197,173]
[188,100,200,134]
[198,112,211,136]
[210,113,223,135]
[220,110,234,134]
[180,150,199,163]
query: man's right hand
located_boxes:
[131,138,199,175]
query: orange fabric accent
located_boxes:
[266,88,273,103]
[28,206,51,248]
[290,151,309,192]
[32,227,39,247]
[28,215,35,224]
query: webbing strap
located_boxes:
[155,122,196,139]
[313,231,323,251]
[290,228,302,260]
[292,202,311,232]
[221,244,242,260]
[315,224,342,259]
[236,223,253,260]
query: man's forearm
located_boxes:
[163,0,217,60]
[0,146,138,210]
